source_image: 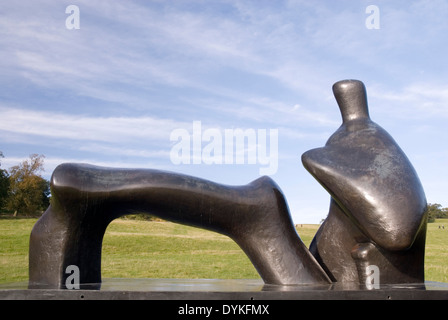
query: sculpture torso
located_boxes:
[303,80,427,284]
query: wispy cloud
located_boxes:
[0,1,341,116]
[0,105,185,143]
[369,83,448,119]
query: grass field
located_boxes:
[1,217,447,284]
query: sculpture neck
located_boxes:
[333,80,370,123]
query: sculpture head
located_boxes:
[302,80,427,251]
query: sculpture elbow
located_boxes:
[367,213,427,252]
[373,231,417,251]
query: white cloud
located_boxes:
[369,82,448,119]
[78,144,170,159]
[0,1,335,109]
[0,106,186,143]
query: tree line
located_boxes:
[0,152,50,216]
[427,203,448,223]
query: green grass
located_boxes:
[0,218,35,283]
[424,219,448,282]
[101,219,259,279]
[1,217,447,284]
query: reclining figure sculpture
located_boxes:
[28,80,428,289]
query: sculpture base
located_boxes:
[1,279,448,300]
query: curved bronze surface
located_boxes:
[29,80,428,289]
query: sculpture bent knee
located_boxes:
[29,79,428,289]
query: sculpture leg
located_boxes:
[309,199,367,283]
[29,163,331,288]
[351,229,426,286]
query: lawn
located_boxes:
[1,217,447,284]
[424,220,448,282]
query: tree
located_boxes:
[442,207,448,219]
[426,203,448,223]
[6,154,49,216]
[0,152,10,211]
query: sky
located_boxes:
[1,0,448,223]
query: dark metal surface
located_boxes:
[304,80,427,284]
[28,79,428,290]
[3,279,448,300]
[29,166,330,289]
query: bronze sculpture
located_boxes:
[304,80,427,285]
[28,79,428,289]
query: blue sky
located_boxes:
[1,1,448,223]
